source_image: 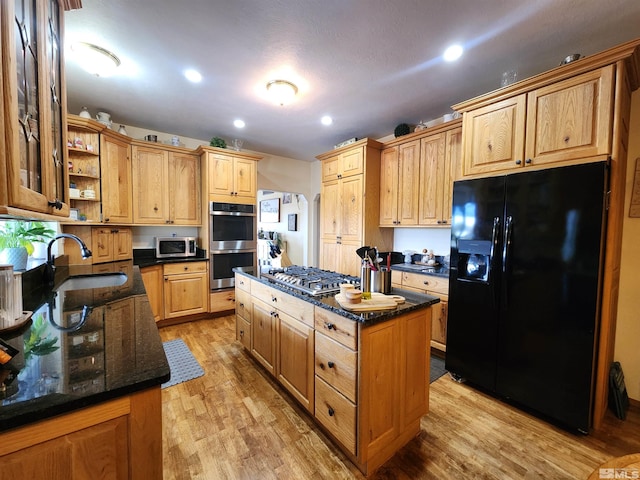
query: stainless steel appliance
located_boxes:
[155,236,197,258]
[209,202,257,290]
[446,161,608,432]
[261,266,360,296]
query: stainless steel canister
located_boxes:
[371,268,391,294]
[0,265,15,330]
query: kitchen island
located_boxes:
[234,267,439,476]
[0,261,169,479]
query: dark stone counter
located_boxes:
[235,268,440,325]
[133,247,208,268]
[0,261,170,433]
[390,263,450,279]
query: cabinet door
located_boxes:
[319,238,340,274]
[379,147,399,226]
[397,140,420,226]
[339,175,363,242]
[419,133,446,225]
[101,134,132,224]
[163,271,208,319]
[321,155,340,182]
[234,157,256,199]
[169,152,201,225]
[339,147,364,178]
[278,311,315,412]
[339,241,362,278]
[112,228,132,261]
[251,298,277,375]
[104,298,136,389]
[208,152,234,196]
[132,146,169,224]
[141,265,164,321]
[463,94,527,176]
[431,297,448,349]
[91,227,115,263]
[525,65,613,165]
[442,127,463,225]
[320,179,340,238]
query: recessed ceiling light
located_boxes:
[443,44,463,62]
[70,42,120,77]
[234,119,245,128]
[321,116,333,126]
[184,69,202,83]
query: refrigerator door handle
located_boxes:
[502,215,513,274]
[490,216,500,266]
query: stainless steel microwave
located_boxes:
[155,237,197,258]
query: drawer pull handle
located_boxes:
[271,296,277,302]
[327,361,335,369]
[325,323,335,330]
[328,407,335,417]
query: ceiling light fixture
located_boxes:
[184,69,202,83]
[321,116,333,126]
[443,44,463,62]
[234,119,245,128]
[70,42,120,77]
[266,79,298,106]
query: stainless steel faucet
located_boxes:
[46,233,92,283]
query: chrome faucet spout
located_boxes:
[46,234,93,283]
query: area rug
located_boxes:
[162,339,205,389]
[430,355,447,383]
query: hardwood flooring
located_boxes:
[159,315,640,479]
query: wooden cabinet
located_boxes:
[67,120,102,222]
[0,0,70,218]
[379,121,462,228]
[141,264,163,322]
[163,261,208,319]
[62,225,132,265]
[0,388,163,480]
[205,150,257,203]
[379,140,420,226]
[251,297,277,375]
[132,144,201,225]
[392,270,449,352]
[318,140,392,277]
[235,276,252,349]
[100,131,132,224]
[460,66,614,177]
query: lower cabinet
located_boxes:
[235,274,432,476]
[0,388,163,480]
[140,261,209,322]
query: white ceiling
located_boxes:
[64,0,640,162]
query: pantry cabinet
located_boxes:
[131,144,201,225]
[0,0,70,217]
[460,65,614,177]
[318,139,392,277]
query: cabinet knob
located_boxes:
[271,296,277,302]
[325,322,335,330]
[239,330,244,337]
[319,362,325,370]
[525,158,532,164]
[423,280,429,285]
[48,199,63,210]
[327,361,335,369]
[104,218,110,222]
[515,159,522,165]
[328,407,335,417]
[164,277,168,281]
[184,266,188,270]
[239,302,244,307]
[154,206,158,211]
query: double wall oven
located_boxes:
[209,202,256,290]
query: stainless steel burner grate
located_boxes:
[261,266,360,296]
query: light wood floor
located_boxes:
[159,315,640,479]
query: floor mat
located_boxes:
[430,355,447,383]
[162,339,204,389]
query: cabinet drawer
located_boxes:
[315,376,356,455]
[314,307,357,350]
[236,315,251,350]
[235,273,251,293]
[163,261,207,275]
[251,281,314,327]
[235,289,252,321]
[402,272,449,295]
[315,332,357,403]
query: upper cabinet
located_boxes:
[100,131,132,224]
[1,0,70,217]
[201,148,260,204]
[459,65,614,177]
[379,121,462,228]
[321,147,364,182]
[131,143,201,225]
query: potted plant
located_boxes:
[0,221,56,271]
[210,136,227,148]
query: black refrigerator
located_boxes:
[445,161,608,432]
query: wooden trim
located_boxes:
[194,144,263,161]
[315,137,383,161]
[61,0,82,11]
[382,118,462,148]
[128,388,163,480]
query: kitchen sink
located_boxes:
[54,272,128,292]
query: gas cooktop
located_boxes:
[260,266,360,296]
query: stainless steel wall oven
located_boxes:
[209,202,257,289]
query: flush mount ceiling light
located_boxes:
[70,42,121,77]
[443,44,464,62]
[184,69,202,83]
[266,79,298,106]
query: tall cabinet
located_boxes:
[1,0,71,217]
[317,139,393,277]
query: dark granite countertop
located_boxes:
[235,268,440,325]
[0,261,170,433]
[390,263,450,279]
[133,248,208,268]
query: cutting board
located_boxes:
[335,292,405,312]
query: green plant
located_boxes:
[24,313,59,361]
[210,136,227,148]
[0,221,56,255]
